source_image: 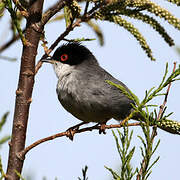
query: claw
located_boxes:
[66,128,75,141]
[99,123,106,134]
[66,122,88,140]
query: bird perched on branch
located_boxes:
[42,42,134,134]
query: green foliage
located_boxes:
[2,0,180,60]
[64,37,96,43]
[78,165,88,180]
[120,11,174,46]
[3,0,26,44]
[106,80,140,106]
[165,0,180,6]
[105,128,136,180]
[0,55,17,61]
[64,0,81,27]
[0,1,5,17]
[137,117,160,179]
[44,0,180,59]
[106,62,180,179]
[0,156,6,180]
[0,112,10,147]
[105,15,155,60]
[15,170,26,180]
[105,121,160,179]
[0,112,10,179]
[93,0,180,60]
[139,63,180,106]
[107,63,180,135]
[87,20,104,45]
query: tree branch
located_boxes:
[40,0,66,26]
[35,2,106,74]
[0,0,66,53]
[151,61,177,140]
[35,18,82,74]
[0,31,23,53]
[136,62,177,180]
[157,62,177,121]
[5,0,44,179]
[18,122,141,159]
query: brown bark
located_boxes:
[5,1,44,179]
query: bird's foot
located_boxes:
[98,123,106,134]
[66,122,88,141]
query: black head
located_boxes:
[52,42,94,65]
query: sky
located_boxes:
[0,0,180,180]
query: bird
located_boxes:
[42,42,134,134]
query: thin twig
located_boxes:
[18,122,140,159]
[151,62,177,140]
[157,62,177,121]
[35,1,106,74]
[35,19,81,74]
[83,1,89,16]
[0,30,25,53]
[87,1,105,16]
[41,0,67,26]
[136,62,177,180]
[0,55,16,61]
[12,0,29,17]
[0,0,66,53]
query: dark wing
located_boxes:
[76,63,134,120]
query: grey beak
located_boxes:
[41,57,55,64]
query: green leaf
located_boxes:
[0,112,9,131]
[106,80,140,105]
[146,156,160,174]
[64,5,72,27]
[105,15,155,61]
[0,136,10,146]
[0,156,5,179]
[0,2,5,17]
[15,170,26,180]
[104,166,120,179]
[87,20,104,46]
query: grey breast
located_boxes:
[56,60,134,123]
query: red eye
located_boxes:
[61,54,68,61]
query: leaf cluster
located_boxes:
[3,0,26,44]
[105,128,136,180]
[48,0,180,60]
[107,63,180,135]
[0,112,11,179]
[136,119,160,179]
[93,0,180,60]
[1,0,180,61]
[105,115,160,179]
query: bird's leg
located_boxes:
[66,122,88,140]
[96,122,107,134]
[67,122,88,131]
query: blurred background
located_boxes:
[0,0,180,179]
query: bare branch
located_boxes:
[5,0,44,179]
[35,18,82,74]
[35,2,106,74]
[18,122,140,159]
[0,33,20,53]
[0,0,66,53]
[41,0,66,26]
